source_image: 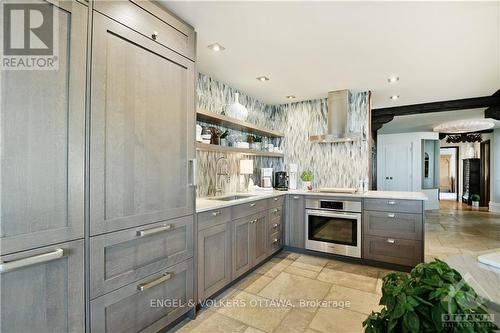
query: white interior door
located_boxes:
[384,143,412,191]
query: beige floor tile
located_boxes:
[217,291,290,333]
[243,327,266,333]
[256,259,293,278]
[325,284,382,315]
[317,268,378,293]
[236,273,265,291]
[258,272,331,302]
[309,308,366,333]
[244,274,274,294]
[274,309,316,333]
[284,265,320,279]
[184,312,247,333]
[324,260,380,278]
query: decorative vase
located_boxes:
[472,201,479,208]
[226,93,248,121]
[302,181,312,190]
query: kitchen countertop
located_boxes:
[445,250,500,313]
[196,190,427,213]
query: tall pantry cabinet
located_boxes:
[0,1,196,332]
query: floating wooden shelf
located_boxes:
[196,142,284,158]
[196,109,284,138]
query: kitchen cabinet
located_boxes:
[90,11,195,235]
[253,213,268,264]
[232,215,253,279]
[198,222,232,301]
[0,0,87,255]
[0,240,85,333]
[287,195,305,248]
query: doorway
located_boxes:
[439,147,459,201]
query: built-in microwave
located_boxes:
[305,198,361,258]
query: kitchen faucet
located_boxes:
[214,156,230,196]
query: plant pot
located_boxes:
[302,181,312,190]
[472,201,479,208]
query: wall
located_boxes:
[377,132,440,210]
[196,73,370,197]
[490,129,500,212]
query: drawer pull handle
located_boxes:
[387,213,395,218]
[137,224,173,237]
[273,208,280,213]
[274,198,279,201]
[273,238,279,243]
[249,203,256,207]
[386,200,396,205]
[151,31,158,40]
[293,196,300,199]
[137,272,174,291]
[212,211,220,217]
[250,219,257,224]
[273,223,279,228]
[387,238,396,244]
[0,248,65,273]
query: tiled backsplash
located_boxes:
[196,73,370,197]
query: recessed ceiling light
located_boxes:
[433,119,495,133]
[256,76,270,82]
[286,95,296,100]
[208,43,225,52]
[387,76,399,83]
[389,95,400,100]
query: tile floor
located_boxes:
[171,201,500,333]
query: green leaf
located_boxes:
[402,311,420,333]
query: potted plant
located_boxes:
[363,259,498,333]
[220,130,229,146]
[471,194,480,208]
[253,136,262,150]
[300,170,313,190]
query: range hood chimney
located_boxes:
[309,90,361,143]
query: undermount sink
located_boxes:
[208,194,256,201]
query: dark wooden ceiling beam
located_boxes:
[484,105,500,120]
[372,95,500,118]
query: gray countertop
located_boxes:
[196,190,427,213]
[445,250,500,313]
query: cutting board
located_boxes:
[317,187,357,194]
[478,251,500,269]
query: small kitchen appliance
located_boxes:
[274,171,288,190]
[305,198,361,258]
[288,164,298,190]
[260,168,273,188]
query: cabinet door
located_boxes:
[253,213,268,266]
[90,13,195,235]
[232,216,252,279]
[0,0,87,255]
[287,195,305,248]
[0,240,84,333]
[198,222,231,300]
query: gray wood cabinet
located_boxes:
[0,240,84,333]
[90,12,195,235]
[90,259,193,333]
[197,222,232,301]
[287,195,305,248]
[253,213,268,265]
[90,216,193,299]
[232,216,253,279]
[364,210,422,240]
[0,0,87,255]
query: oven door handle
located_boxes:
[306,209,360,220]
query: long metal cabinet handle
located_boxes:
[189,159,197,187]
[0,248,65,273]
[386,200,396,205]
[293,196,300,199]
[137,272,174,291]
[137,224,173,237]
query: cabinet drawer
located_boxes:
[232,199,268,220]
[198,207,231,231]
[364,211,422,240]
[363,235,422,267]
[0,240,84,333]
[90,258,193,333]
[268,230,282,254]
[94,0,195,60]
[269,214,282,233]
[363,198,423,214]
[90,216,193,299]
[268,196,284,208]
[269,205,283,220]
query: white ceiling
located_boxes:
[161,1,499,107]
[378,108,500,134]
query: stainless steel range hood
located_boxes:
[309,90,361,143]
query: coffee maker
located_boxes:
[274,171,288,190]
[260,168,273,188]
